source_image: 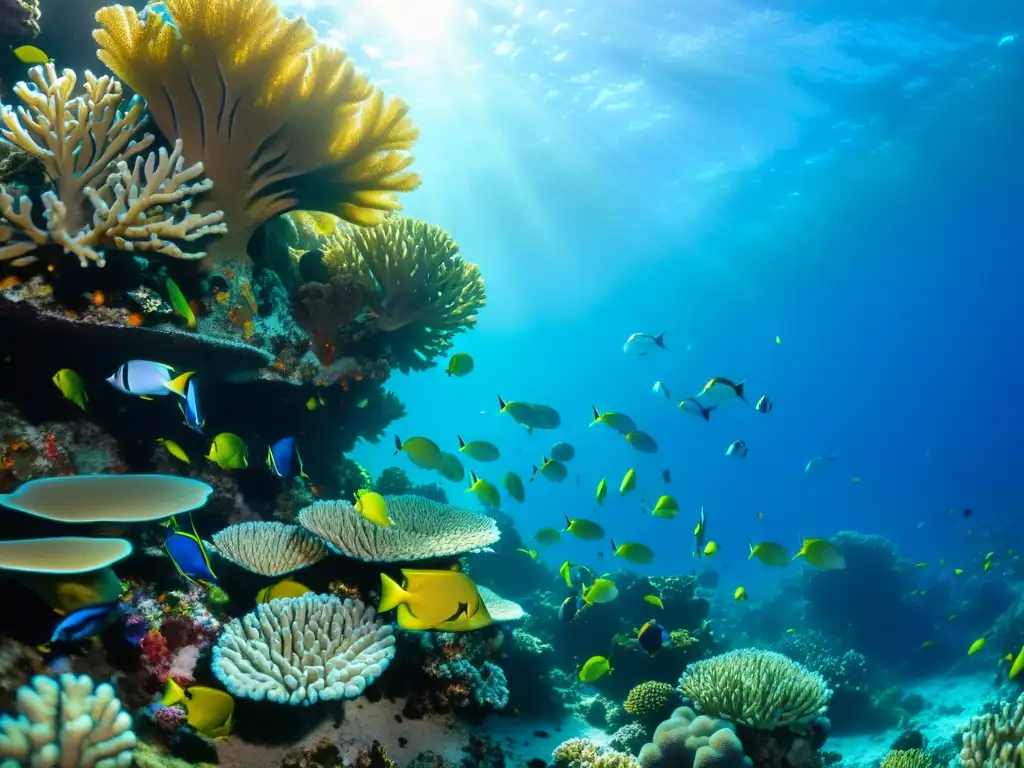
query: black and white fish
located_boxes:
[678,398,717,421]
[755,393,773,414]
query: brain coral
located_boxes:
[211,521,327,577]
[211,594,395,705]
[638,706,752,768]
[960,693,1024,768]
[0,673,137,767]
[679,649,832,730]
[297,495,499,561]
[625,681,679,721]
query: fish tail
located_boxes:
[590,405,600,424]
[163,371,195,397]
[497,395,507,411]
[378,573,410,613]
[702,404,718,420]
[735,381,746,402]
[160,678,186,707]
[393,435,402,454]
[654,331,666,349]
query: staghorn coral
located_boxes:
[679,649,832,730]
[297,495,499,562]
[960,693,1024,768]
[881,750,930,768]
[322,217,486,372]
[0,673,137,767]
[0,64,225,267]
[210,521,328,577]
[625,681,680,722]
[94,0,420,266]
[638,707,753,768]
[211,594,395,705]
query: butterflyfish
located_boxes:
[446,353,474,377]
[458,435,500,462]
[206,433,248,470]
[749,540,789,567]
[590,405,636,434]
[160,679,234,739]
[379,569,485,631]
[466,472,501,509]
[52,369,87,410]
[578,655,613,682]
[562,514,605,541]
[611,538,655,565]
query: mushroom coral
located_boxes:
[322,216,486,372]
[93,0,421,267]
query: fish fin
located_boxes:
[163,371,195,397]
[441,602,469,624]
[393,435,402,455]
[654,331,666,349]
[140,395,154,401]
[735,381,746,402]
[702,404,718,421]
[497,395,507,411]
[378,573,410,613]
[458,435,466,449]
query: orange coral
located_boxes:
[93,0,421,267]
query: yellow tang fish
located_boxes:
[643,594,663,609]
[379,569,484,631]
[157,438,190,464]
[578,655,612,682]
[967,637,986,656]
[354,490,391,527]
[13,45,51,65]
[161,679,233,739]
[446,353,474,377]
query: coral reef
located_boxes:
[322,217,486,372]
[0,0,39,41]
[210,521,328,576]
[960,693,1024,768]
[625,681,681,723]
[679,649,832,730]
[552,737,639,768]
[94,0,420,265]
[638,707,753,768]
[881,749,931,768]
[211,594,395,704]
[297,496,500,561]
[0,64,224,268]
[374,466,448,504]
[0,673,136,766]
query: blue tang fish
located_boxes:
[178,376,205,433]
[163,514,217,588]
[51,601,118,643]
[636,620,671,657]
[266,437,307,479]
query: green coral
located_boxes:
[552,738,637,768]
[678,649,831,730]
[625,681,679,721]
[671,629,698,648]
[881,750,930,768]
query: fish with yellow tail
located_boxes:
[596,478,608,505]
[562,514,605,541]
[458,435,500,462]
[581,578,618,606]
[206,433,247,470]
[610,538,655,565]
[354,489,391,527]
[161,679,234,739]
[52,369,87,410]
[394,435,443,470]
[466,472,501,510]
[703,541,719,556]
[517,548,538,559]
[156,438,190,464]
[165,277,196,330]
[793,538,846,570]
[734,586,748,601]
[578,655,613,682]
[379,569,488,631]
[590,405,637,435]
[643,594,664,609]
[619,468,637,496]
[531,456,568,483]
[652,495,678,519]
[256,578,312,604]
[749,540,789,567]
[678,398,717,421]
[697,376,746,404]
[559,560,574,588]
[446,353,474,377]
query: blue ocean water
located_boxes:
[288,0,1024,585]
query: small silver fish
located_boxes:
[623,331,666,355]
[653,381,671,399]
[726,440,748,460]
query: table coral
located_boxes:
[679,649,832,731]
[0,673,137,767]
[94,0,420,266]
[211,521,328,577]
[321,217,486,372]
[0,64,225,268]
[211,594,395,705]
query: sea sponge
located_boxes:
[322,216,486,372]
[211,521,328,576]
[960,693,1024,768]
[211,594,395,705]
[94,0,420,265]
[0,673,137,767]
[297,495,499,562]
[881,750,930,768]
[679,649,832,730]
[626,681,680,721]
[638,707,752,768]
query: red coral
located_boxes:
[140,629,169,668]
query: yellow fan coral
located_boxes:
[678,649,831,730]
[322,216,486,373]
[93,0,420,266]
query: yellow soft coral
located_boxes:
[322,216,486,373]
[93,0,420,266]
[678,649,831,730]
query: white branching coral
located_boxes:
[678,649,832,730]
[0,673,137,767]
[211,594,395,706]
[0,63,226,268]
[211,521,327,577]
[960,693,1024,768]
[297,495,500,562]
